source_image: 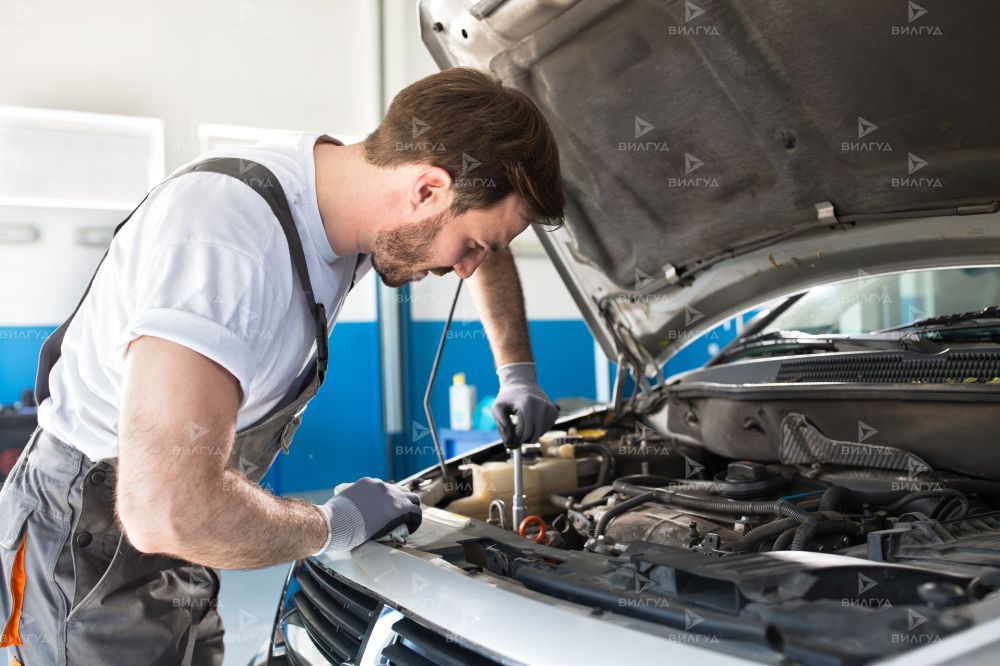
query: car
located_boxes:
[253,1,1000,664]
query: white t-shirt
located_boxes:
[37,133,371,461]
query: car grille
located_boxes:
[291,558,381,663]
[381,617,502,666]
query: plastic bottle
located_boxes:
[449,372,477,431]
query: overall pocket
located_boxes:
[0,498,32,648]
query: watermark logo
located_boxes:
[396,116,444,151]
[685,455,706,478]
[634,572,655,593]
[239,608,259,631]
[412,116,431,138]
[908,608,928,630]
[669,2,720,35]
[238,456,258,477]
[685,304,705,326]
[619,116,669,152]
[2,2,54,38]
[189,420,209,442]
[456,153,495,188]
[892,153,941,188]
[635,116,655,139]
[237,159,273,187]
[842,116,892,152]
[907,457,932,479]
[411,421,431,442]
[685,152,705,174]
[0,328,51,340]
[461,153,481,175]
[841,573,893,607]
[222,1,273,37]
[891,2,942,36]
[892,456,937,491]
[840,269,892,305]
[635,268,656,290]
[906,303,929,323]
[669,153,718,187]
[173,570,215,608]
[890,609,940,644]
[857,420,878,442]
[618,423,676,456]
[858,116,878,139]
[908,1,928,23]
[412,573,431,594]
[239,1,258,22]
[685,609,706,630]
[617,266,670,304]
[16,2,34,21]
[858,573,878,595]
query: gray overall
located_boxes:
[0,158,347,665]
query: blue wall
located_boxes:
[399,319,597,478]
[0,326,55,403]
[269,322,386,494]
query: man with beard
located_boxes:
[0,67,563,665]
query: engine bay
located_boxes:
[409,407,1000,664]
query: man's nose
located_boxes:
[454,253,486,279]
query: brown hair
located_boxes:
[364,67,564,227]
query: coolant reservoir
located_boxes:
[446,455,578,522]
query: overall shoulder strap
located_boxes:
[34,158,329,404]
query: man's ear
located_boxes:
[410,166,452,212]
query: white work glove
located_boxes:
[492,362,558,446]
[312,477,422,555]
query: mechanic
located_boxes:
[0,67,564,665]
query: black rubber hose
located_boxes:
[614,481,814,522]
[549,492,609,512]
[512,564,783,649]
[771,518,864,551]
[771,526,797,551]
[591,492,656,540]
[615,474,716,492]
[731,518,799,553]
[575,444,612,485]
[818,486,907,512]
[936,497,964,521]
[885,489,968,519]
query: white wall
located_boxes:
[0,0,586,326]
[0,0,383,170]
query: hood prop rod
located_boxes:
[424,279,463,485]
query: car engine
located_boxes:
[413,410,1000,664]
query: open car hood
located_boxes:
[418,0,1000,374]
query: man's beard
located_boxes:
[370,210,454,288]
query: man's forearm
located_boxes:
[467,247,533,366]
[166,470,329,569]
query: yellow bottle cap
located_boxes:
[453,372,466,385]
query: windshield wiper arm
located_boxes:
[716,331,942,363]
[877,306,1000,333]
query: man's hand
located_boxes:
[493,362,558,445]
[313,477,422,553]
